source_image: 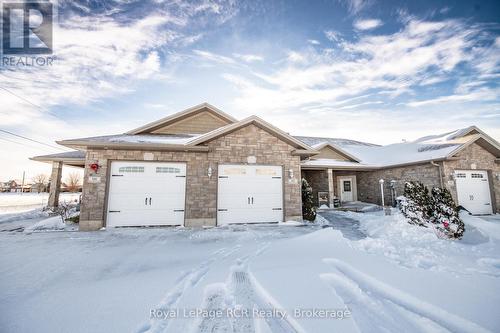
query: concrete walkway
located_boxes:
[318,210,367,240]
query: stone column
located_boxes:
[48,161,63,208]
[328,168,334,207]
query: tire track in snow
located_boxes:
[196,283,233,333]
[193,258,301,333]
[138,246,241,333]
[321,258,491,333]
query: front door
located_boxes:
[339,177,353,202]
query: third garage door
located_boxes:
[455,170,493,215]
[217,164,283,225]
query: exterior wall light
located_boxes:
[208,166,212,179]
[289,169,294,179]
[379,179,385,206]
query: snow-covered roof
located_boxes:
[64,134,198,145]
[30,150,86,166]
[301,159,374,169]
[294,136,379,148]
[299,126,500,169]
[34,151,86,159]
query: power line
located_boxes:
[0,129,66,151]
[0,80,88,131]
[0,86,43,109]
[0,136,56,153]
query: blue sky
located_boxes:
[1,0,499,180]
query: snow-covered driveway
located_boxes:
[1,211,500,333]
[317,211,366,240]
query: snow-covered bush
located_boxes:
[301,178,316,221]
[398,181,465,239]
[431,187,465,239]
[398,181,432,226]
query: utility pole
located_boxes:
[21,171,25,194]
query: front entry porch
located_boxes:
[30,151,86,209]
[301,168,359,208]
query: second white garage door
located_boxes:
[455,170,493,215]
[217,164,283,225]
[106,161,186,227]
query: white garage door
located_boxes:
[455,170,493,215]
[106,161,186,227]
[217,164,283,225]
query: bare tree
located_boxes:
[32,174,49,192]
[65,172,82,192]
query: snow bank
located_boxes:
[0,208,49,224]
[23,215,78,232]
[336,210,500,278]
[460,212,500,241]
[24,216,66,232]
[0,192,80,214]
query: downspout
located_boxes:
[430,161,444,188]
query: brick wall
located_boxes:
[443,142,500,213]
[80,124,303,230]
[357,164,441,206]
[301,170,328,206]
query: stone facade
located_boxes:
[47,161,62,208]
[443,142,499,213]
[301,170,328,205]
[80,124,303,231]
[303,142,499,213]
[356,164,441,206]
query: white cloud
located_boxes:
[220,18,500,136]
[0,1,239,179]
[286,51,307,64]
[406,88,499,107]
[324,30,342,43]
[337,0,371,14]
[308,39,320,45]
[353,18,383,30]
[193,49,236,64]
[233,53,264,62]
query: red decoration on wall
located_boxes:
[90,163,99,173]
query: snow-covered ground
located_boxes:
[0,208,499,333]
[0,192,80,213]
[0,193,81,231]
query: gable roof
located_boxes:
[187,115,315,151]
[126,102,238,135]
[310,142,361,162]
[300,126,500,169]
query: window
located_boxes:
[256,168,278,176]
[343,180,351,192]
[118,166,144,173]
[471,173,484,179]
[455,173,466,178]
[156,167,180,174]
[223,167,247,175]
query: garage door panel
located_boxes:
[217,164,283,225]
[107,161,186,227]
[455,170,492,215]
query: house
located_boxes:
[31,103,500,231]
[0,180,17,192]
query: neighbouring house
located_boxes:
[31,103,500,231]
[0,180,17,192]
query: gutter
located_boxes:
[430,161,444,188]
[56,140,210,152]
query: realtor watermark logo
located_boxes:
[1,0,55,66]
